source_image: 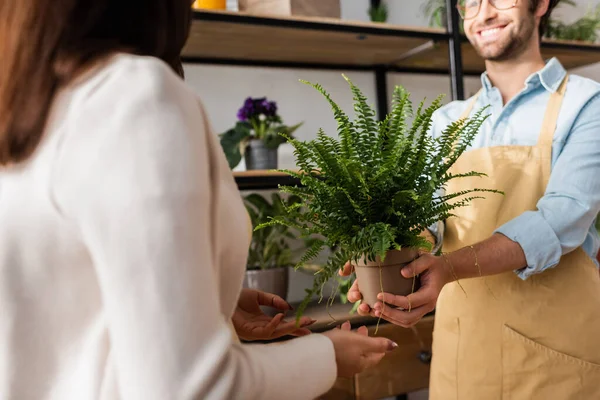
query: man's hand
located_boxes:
[340,252,452,327]
[339,262,371,316]
[232,288,316,341]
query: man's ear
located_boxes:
[534,0,551,18]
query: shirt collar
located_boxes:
[479,57,567,94]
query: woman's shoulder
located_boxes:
[68,53,193,108]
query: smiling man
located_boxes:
[342,0,600,398]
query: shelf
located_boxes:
[233,170,301,190]
[183,10,447,70]
[397,38,600,75]
[183,10,600,74]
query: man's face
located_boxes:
[463,0,541,61]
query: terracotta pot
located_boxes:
[354,248,420,308]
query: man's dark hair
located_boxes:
[531,0,561,38]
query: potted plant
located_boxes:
[219,97,302,170]
[545,3,600,43]
[243,192,302,300]
[256,75,499,320]
[369,0,388,23]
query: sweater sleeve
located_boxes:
[51,55,336,400]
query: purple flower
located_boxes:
[237,96,279,121]
[237,108,248,121]
[265,101,277,117]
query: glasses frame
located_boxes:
[457,0,519,20]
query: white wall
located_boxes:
[183,0,600,303]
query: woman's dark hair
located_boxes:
[0,0,192,165]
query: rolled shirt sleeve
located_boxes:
[495,93,600,279]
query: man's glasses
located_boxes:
[457,0,518,20]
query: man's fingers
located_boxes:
[347,280,362,303]
[356,325,369,336]
[373,304,431,327]
[376,289,431,310]
[401,254,434,278]
[339,262,354,276]
[357,303,371,316]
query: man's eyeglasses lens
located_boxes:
[457,0,517,19]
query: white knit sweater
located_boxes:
[0,54,336,400]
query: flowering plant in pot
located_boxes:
[256,75,500,321]
[220,97,302,170]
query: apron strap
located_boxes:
[537,74,569,148]
[459,89,482,120]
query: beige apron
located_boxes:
[429,75,600,399]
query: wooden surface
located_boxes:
[299,300,377,332]
[233,169,303,190]
[316,316,435,400]
[398,39,600,74]
[183,10,441,66]
[233,170,290,177]
[354,318,434,399]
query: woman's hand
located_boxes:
[339,252,453,327]
[232,288,316,341]
[322,321,398,378]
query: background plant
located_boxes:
[244,192,301,270]
[220,97,302,169]
[257,75,500,320]
[421,0,595,42]
[545,3,600,42]
[369,0,388,23]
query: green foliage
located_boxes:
[421,0,594,43]
[369,1,388,23]
[257,75,501,321]
[546,4,600,42]
[244,192,302,270]
[422,0,453,31]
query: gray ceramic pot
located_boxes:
[244,139,278,170]
[243,266,289,301]
[243,267,289,316]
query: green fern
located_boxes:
[256,75,501,323]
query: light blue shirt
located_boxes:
[429,58,600,279]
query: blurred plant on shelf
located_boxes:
[545,3,600,43]
[244,192,300,270]
[421,0,600,43]
[369,0,388,23]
